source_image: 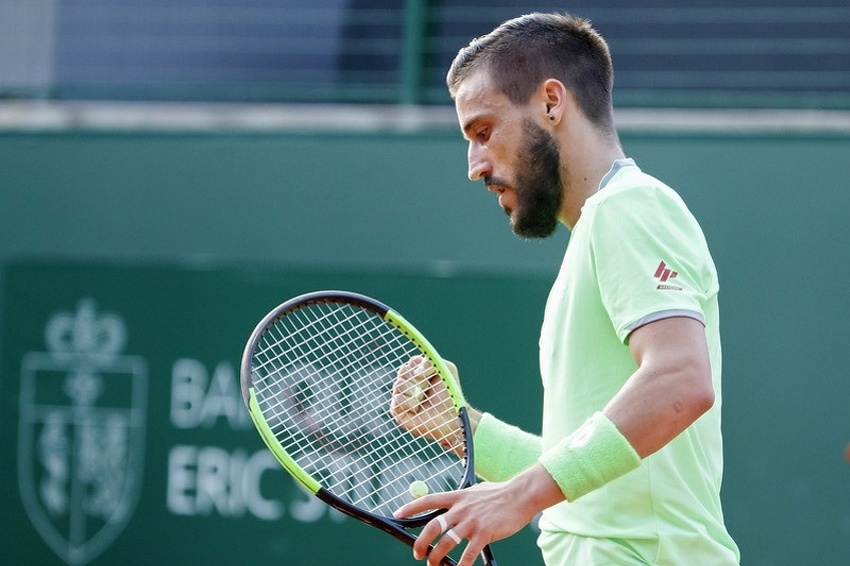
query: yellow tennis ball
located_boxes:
[409,480,429,498]
[411,383,425,401]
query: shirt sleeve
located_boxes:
[588,184,718,343]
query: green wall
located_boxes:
[1,127,849,565]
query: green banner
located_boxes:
[1,260,548,565]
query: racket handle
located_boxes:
[433,545,497,565]
[481,544,498,565]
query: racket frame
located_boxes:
[241,290,487,565]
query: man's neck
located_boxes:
[560,137,625,230]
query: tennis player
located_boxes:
[393,12,741,566]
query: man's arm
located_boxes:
[394,316,715,566]
[605,315,715,458]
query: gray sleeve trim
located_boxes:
[626,309,706,335]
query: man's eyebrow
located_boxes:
[460,113,486,137]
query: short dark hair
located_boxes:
[447,13,615,131]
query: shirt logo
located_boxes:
[654,261,682,290]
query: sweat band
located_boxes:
[473,412,542,482]
[538,412,641,502]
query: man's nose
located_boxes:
[467,143,490,181]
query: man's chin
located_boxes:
[510,214,559,239]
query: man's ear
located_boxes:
[541,78,568,125]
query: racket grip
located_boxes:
[481,544,498,565]
[428,544,497,565]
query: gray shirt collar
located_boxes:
[598,158,637,191]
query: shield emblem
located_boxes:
[17,299,147,565]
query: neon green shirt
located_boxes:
[475,159,740,563]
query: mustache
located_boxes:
[483,176,511,188]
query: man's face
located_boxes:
[455,71,563,238]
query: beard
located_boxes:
[507,119,563,239]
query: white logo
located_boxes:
[18,299,148,565]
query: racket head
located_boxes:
[240,290,475,526]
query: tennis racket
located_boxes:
[240,290,497,565]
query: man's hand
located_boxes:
[394,464,563,565]
[390,356,463,453]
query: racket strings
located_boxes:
[251,301,466,517]
[256,306,390,435]
[258,304,457,450]
[255,336,459,512]
[262,307,427,447]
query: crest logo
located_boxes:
[18,299,148,565]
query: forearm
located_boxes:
[538,411,640,502]
[470,407,640,498]
[467,406,483,434]
[472,320,713,500]
[603,367,713,459]
[476,412,640,522]
[608,317,715,458]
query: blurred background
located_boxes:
[1,1,849,564]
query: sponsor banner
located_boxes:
[1,261,546,565]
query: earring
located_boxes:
[549,114,555,121]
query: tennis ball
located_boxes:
[401,383,426,413]
[411,383,425,401]
[409,480,429,498]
